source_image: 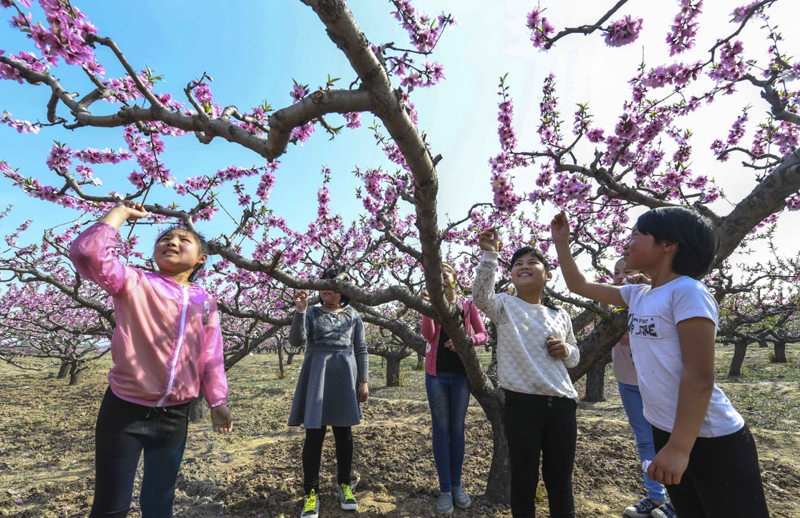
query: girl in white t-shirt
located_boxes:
[551,207,768,518]
[474,229,580,518]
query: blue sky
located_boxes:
[1,0,798,269]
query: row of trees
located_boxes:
[1,0,798,502]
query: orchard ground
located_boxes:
[1,345,799,518]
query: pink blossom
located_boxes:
[604,16,643,47]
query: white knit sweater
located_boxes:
[473,251,579,399]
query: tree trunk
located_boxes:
[584,356,608,402]
[189,393,208,423]
[57,360,70,379]
[278,344,286,378]
[68,362,82,386]
[287,352,297,365]
[758,340,769,348]
[729,340,749,376]
[473,387,510,504]
[416,353,424,370]
[386,355,401,387]
[773,341,787,363]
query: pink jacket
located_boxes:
[421,298,488,376]
[69,223,228,408]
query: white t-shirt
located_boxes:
[620,276,744,437]
[473,252,579,399]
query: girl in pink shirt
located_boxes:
[69,201,232,518]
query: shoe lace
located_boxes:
[304,490,317,511]
[340,483,355,500]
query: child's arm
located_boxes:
[471,229,507,324]
[353,315,369,403]
[467,303,489,347]
[647,316,715,485]
[419,290,438,342]
[201,297,233,433]
[288,290,308,348]
[551,211,626,307]
[69,201,149,297]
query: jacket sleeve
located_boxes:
[68,222,138,297]
[466,301,488,346]
[562,309,580,368]
[201,297,229,408]
[421,314,438,342]
[353,313,369,384]
[472,251,506,324]
[288,310,308,347]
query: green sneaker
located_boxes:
[301,489,319,518]
[338,483,358,511]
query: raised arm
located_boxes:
[288,290,309,348]
[551,211,625,307]
[472,229,507,324]
[69,201,148,297]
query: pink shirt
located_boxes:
[69,223,228,408]
[612,332,638,386]
[421,298,488,376]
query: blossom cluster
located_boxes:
[666,0,703,56]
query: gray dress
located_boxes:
[287,305,369,429]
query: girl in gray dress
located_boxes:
[289,268,369,518]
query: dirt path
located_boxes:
[1,352,799,517]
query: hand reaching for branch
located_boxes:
[478,227,499,252]
[294,290,309,313]
[99,200,149,230]
[550,211,571,245]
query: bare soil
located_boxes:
[1,345,799,517]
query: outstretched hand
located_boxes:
[210,404,233,434]
[294,290,309,313]
[550,211,571,245]
[478,227,499,252]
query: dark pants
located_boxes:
[90,388,190,518]
[503,390,576,518]
[652,424,769,518]
[302,425,353,494]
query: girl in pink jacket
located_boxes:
[69,200,232,518]
[420,264,488,514]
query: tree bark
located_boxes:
[189,392,208,423]
[729,340,749,376]
[416,353,424,370]
[57,360,70,379]
[386,355,402,387]
[472,387,511,503]
[278,344,286,378]
[584,355,609,402]
[773,341,787,363]
[68,361,82,386]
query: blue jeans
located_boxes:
[425,372,470,493]
[618,382,667,502]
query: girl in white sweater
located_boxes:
[473,229,579,518]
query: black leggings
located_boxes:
[652,424,769,518]
[302,425,353,494]
[503,390,577,518]
[90,388,190,518]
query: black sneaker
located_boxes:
[652,501,678,518]
[625,498,661,518]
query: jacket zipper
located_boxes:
[157,286,189,407]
